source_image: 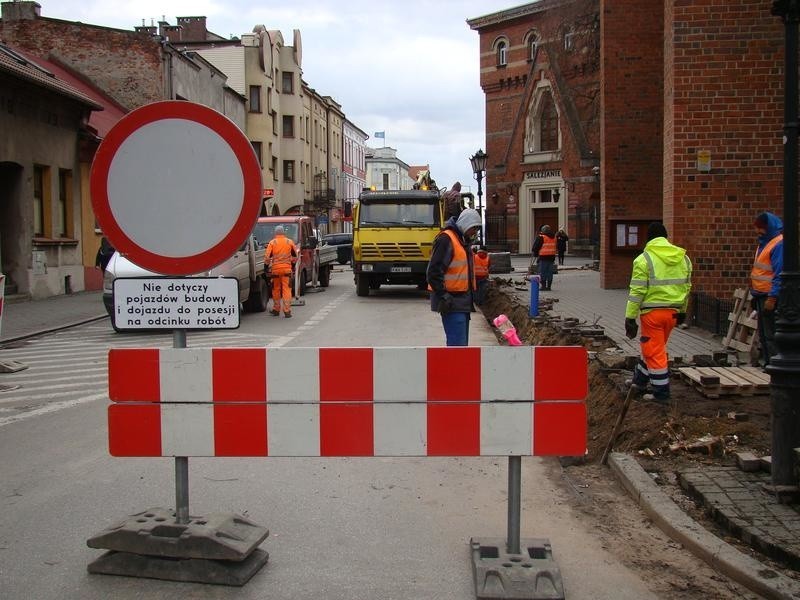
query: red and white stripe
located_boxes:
[107,346,587,458]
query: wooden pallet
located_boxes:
[722,289,759,354]
[677,366,770,398]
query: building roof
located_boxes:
[467,0,571,29]
[0,43,102,110]
[408,165,430,180]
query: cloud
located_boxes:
[39,0,510,187]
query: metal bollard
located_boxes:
[529,275,540,317]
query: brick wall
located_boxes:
[665,0,783,299]
[473,0,601,254]
[0,17,163,111]
[600,0,664,288]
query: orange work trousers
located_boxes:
[632,309,675,397]
[271,273,292,314]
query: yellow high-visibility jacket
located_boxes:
[625,237,692,319]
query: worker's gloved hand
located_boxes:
[624,318,638,339]
[764,296,777,312]
[675,312,686,326]
[438,292,454,314]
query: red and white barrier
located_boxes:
[107,346,587,458]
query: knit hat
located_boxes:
[274,225,284,235]
[647,222,668,241]
[540,225,553,235]
[754,213,769,229]
[455,208,482,235]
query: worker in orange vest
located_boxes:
[265,225,297,318]
[472,246,490,306]
[750,212,783,366]
[427,209,482,346]
[532,225,557,290]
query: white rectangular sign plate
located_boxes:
[113,277,240,329]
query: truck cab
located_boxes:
[352,189,443,296]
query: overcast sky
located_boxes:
[40,0,523,194]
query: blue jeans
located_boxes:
[441,312,470,346]
[538,259,554,289]
[475,279,488,306]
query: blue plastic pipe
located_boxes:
[530,275,540,317]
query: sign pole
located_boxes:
[173,328,190,525]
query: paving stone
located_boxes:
[735,452,762,472]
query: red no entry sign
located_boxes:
[90,101,262,275]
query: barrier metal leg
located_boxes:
[507,456,521,555]
[469,455,565,599]
[173,329,190,525]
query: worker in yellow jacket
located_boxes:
[624,222,692,403]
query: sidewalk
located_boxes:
[0,290,106,344]
[504,255,725,360]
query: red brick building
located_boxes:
[468,0,601,258]
[602,0,784,295]
[471,0,786,303]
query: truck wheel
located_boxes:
[356,274,370,297]
[319,265,330,287]
[299,270,307,296]
[245,277,268,312]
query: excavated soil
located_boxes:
[481,281,772,466]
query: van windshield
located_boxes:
[253,223,299,248]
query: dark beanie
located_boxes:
[647,222,668,241]
[754,213,769,228]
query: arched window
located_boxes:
[497,41,507,66]
[528,33,539,61]
[524,84,561,156]
[539,93,559,152]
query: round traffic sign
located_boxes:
[90,101,262,275]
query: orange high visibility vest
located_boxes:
[538,235,556,256]
[440,229,470,292]
[750,234,782,293]
[474,253,489,279]
[265,234,296,275]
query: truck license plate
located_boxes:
[391,266,411,273]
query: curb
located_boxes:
[608,453,800,600]
[0,314,108,346]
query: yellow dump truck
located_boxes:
[352,189,444,296]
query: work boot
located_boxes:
[284,312,292,318]
[270,309,280,316]
[642,393,670,405]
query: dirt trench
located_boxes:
[480,280,772,466]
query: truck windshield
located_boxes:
[359,201,438,227]
[253,223,300,248]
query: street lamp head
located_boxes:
[470,149,488,175]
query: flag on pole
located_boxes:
[374,131,385,139]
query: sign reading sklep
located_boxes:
[113,278,240,329]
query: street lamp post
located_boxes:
[470,149,488,245]
[769,0,800,488]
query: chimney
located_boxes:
[1,1,42,21]
[176,16,207,41]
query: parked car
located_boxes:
[102,233,269,332]
[322,233,353,265]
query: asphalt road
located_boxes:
[0,267,660,599]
